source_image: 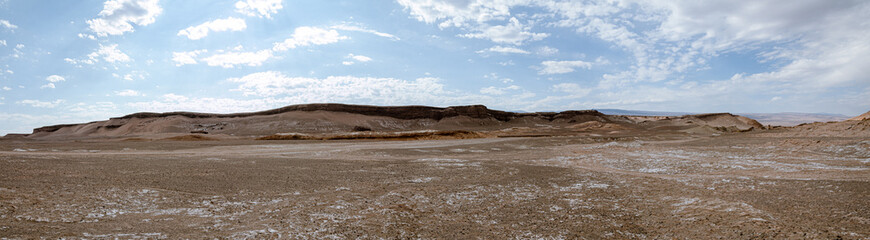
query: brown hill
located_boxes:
[618,113,763,132]
[753,110,870,137]
[740,112,850,126]
[848,110,870,121]
[21,103,768,140]
[760,120,870,137]
[27,104,615,140]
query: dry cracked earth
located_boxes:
[1,133,869,239]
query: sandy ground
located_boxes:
[1,133,868,239]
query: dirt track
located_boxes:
[1,134,868,239]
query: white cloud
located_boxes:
[8,44,23,58]
[559,0,870,114]
[126,71,545,116]
[115,89,143,96]
[172,49,207,66]
[77,33,97,40]
[477,46,529,54]
[126,74,496,114]
[2,86,10,91]
[87,0,162,37]
[40,75,65,89]
[226,71,460,105]
[349,54,372,62]
[200,49,273,68]
[178,17,246,40]
[459,17,548,45]
[17,99,65,108]
[343,53,372,65]
[480,85,520,95]
[63,58,80,65]
[66,44,132,65]
[114,72,146,81]
[272,27,348,51]
[331,23,400,40]
[646,1,838,52]
[535,46,558,56]
[235,0,283,19]
[396,0,515,28]
[397,1,547,45]
[551,83,587,93]
[46,75,65,83]
[538,60,593,75]
[95,44,132,63]
[479,86,504,95]
[539,0,870,92]
[483,72,514,83]
[0,19,16,30]
[0,40,6,46]
[175,27,346,68]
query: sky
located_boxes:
[0,0,869,134]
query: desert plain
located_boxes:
[1,104,868,239]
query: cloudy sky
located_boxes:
[0,0,868,134]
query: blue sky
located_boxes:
[1,0,869,134]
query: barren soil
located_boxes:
[1,133,868,239]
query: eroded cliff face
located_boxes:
[114,104,604,122]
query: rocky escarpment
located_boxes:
[20,103,771,140]
[26,104,613,138]
[114,104,604,122]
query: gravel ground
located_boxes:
[1,134,868,239]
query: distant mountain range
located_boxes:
[595,109,850,126]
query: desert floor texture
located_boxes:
[1,131,868,239]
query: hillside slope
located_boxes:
[20,104,768,140]
[848,111,870,121]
